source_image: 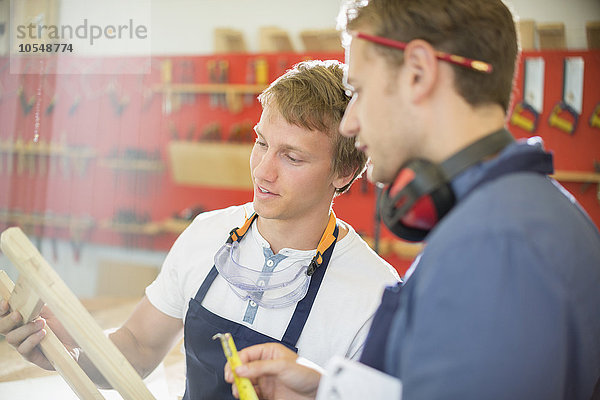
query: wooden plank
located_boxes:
[0,271,104,400]
[168,141,253,189]
[10,276,44,322]
[552,170,600,183]
[0,228,156,400]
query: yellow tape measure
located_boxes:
[213,333,259,400]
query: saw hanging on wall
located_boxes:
[589,103,600,129]
[548,57,584,135]
[510,57,545,132]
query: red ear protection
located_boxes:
[379,128,515,242]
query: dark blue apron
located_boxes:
[359,149,554,372]
[182,224,339,400]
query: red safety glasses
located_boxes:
[354,31,493,74]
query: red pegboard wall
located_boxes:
[0,50,598,276]
[510,50,600,227]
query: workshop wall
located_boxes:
[0,1,599,297]
[1,50,599,294]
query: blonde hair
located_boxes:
[258,60,367,194]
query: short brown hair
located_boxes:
[258,60,367,194]
[341,0,519,112]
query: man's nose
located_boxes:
[252,150,277,182]
[339,96,359,138]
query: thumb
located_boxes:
[235,359,290,379]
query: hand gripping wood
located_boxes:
[0,227,156,400]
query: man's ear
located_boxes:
[333,166,358,192]
[402,39,438,103]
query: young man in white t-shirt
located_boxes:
[0,60,399,399]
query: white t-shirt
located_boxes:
[146,203,400,365]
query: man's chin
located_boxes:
[366,164,394,186]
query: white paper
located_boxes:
[563,57,584,114]
[316,356,402,400]
[524,57,545,113]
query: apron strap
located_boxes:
[281,224,339,347]
[196,265,219,302]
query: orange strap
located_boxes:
[229,211,338,269]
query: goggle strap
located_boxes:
[307,212,337,276]
[229,212,258,243]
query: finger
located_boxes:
[231,381,240,399]
[224,361,233,383]
[0,299,9,316]
[237,342,296,364]
[40,305,55,319]
[5,318,44,349]
[235,358,293,379]
[0,310,23,335]
[16,327,46,357]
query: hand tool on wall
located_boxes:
[68,95,81,116]
[276,56,289,77]
[15,133,25,176]
[181,60,196,104]
[510,57,545,132]
[173,205,205,222]
[254,58,269,86]
[186,124,197,141]
[48,137,60,176]
[45,94,57,115]
[168,121,180,140]
[46,211,59,262]
[69,216,94,263]
[107,81,130,116]
[25,140,36,177]
[218,60,230,109]
[590,103,600,129]
[36,139,49,176]
[245,59,256,105]
[199,122,222,142]
[548,57,584,135]
[207,60,219,108]
[18,86,36,115]
[161,59,176,115]
[228,122,254,143]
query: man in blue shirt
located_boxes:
[224,0,600,398]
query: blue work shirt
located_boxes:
[384,137,600,399]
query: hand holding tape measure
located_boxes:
[214,333,260,400]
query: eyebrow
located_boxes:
[253,125,312,157]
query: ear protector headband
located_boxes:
[378,128,515,242]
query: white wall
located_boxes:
[56,0,600,55]
[507,0,600,49]
[149,0,345,54]
[149,0,600,54]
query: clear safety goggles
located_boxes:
[214,212,338,309]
